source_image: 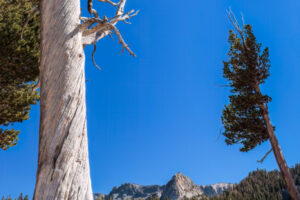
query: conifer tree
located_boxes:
[0,0,40,150]
[221,10,300,200]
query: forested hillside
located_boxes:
[209,164,300,200]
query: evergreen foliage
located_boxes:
[221,24,272,152]
[1,193,28,200]
[210,164,300,200]
[0,0,40,150]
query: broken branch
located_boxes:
[116,0,126,16]
[257,148,273,163]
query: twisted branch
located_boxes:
[91,43,101,70]
[80,0,138,68]
[81,9,138,44]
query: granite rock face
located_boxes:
[161,172,203,200]
[109,183,164,200]
[94,173,233,200]
[161,173,233,200]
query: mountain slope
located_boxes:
[109,183,164,200]
[210,164,300,200]
[161,173,232,200]
[94,173,232,200]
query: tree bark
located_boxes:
[33,0,93,199]
[257,88,300,200]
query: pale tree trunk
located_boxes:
[257,87,300,200]
[33,0,93,199]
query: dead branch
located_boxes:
[257,148,273,163]
[80,0,138,70]
[116,0,126,16]
[32,79,40,95]
[241,12,245,28]
[21,6,38,40]
[96,0,119,7]
[226,7,248,50]
[214,83,230,88]
[108,24,136,57]
[80,0,138,58]
[82,20,106,36]
[78,17,99,31]
[91,43,102,70]
[88,0,99,18]
[216,127,224,141]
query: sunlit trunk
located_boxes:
[257,86,300,200]
[33,0,93,199]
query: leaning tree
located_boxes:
[33,0,137,199]
[221,9,300,200]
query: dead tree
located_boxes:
[33,0,138,199]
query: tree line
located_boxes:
[210,164,300,200]
[1,193,28,200]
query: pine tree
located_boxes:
[17,193,23,200]
[221,11,300,200]
[221,25,271,152]
[0,0,40,150]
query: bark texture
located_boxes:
[257,87,300,200]
[34,0,93,199]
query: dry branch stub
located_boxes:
[81,0,138,68]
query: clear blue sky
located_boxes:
[1,0,300,198]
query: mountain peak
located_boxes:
[172,172,186,180]
[174,172,183,176]
[161,173,202,200]
[95,174,232,200]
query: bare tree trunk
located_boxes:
[33,0,93,199]
[257,88,300,200]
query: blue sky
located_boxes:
[1,0,300,198]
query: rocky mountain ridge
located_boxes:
[94,173,233,200]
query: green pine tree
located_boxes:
[0,0,40,150]
[221,24,271,152]
[221,10,300,200]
